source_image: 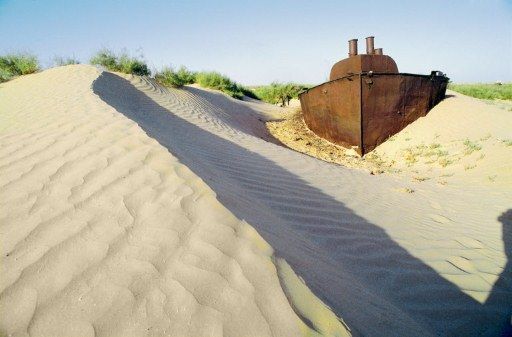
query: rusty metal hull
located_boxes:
[299,73,448,156]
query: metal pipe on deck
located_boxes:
[348,39,358,57]
[365,36,375,54]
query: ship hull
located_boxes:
[299,72,448,156]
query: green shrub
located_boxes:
[0,53,39,82]
[155,66,196,87]
[90,49,150,76]
[53,56,80,66]
[155,67,258,100]
[117,54,150,76]
[253,82,310,106]
[195,71,255,100]
[0,68,12,82]
[90,49,118,70]
[448,83,512,100]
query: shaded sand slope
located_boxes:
[0,65,350,337]
[101,71,511,336]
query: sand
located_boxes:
[0,65,349,337]
[267,94,512,188]
[1,64,511,337]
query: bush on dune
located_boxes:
[253,82,310,106]
[0,68,11,82]
[90,49,150,76]
[155,68,257,100]
[90,49,117,70]
[0,53,39,82]
[117,54,150,76]
[155,66,196,87]
[195,71,257,100]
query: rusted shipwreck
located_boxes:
[299,36,448,156]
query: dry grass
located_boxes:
[462,139,482,155]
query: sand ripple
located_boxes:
[0,66,349,337]
[102,71,511,336]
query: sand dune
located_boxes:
[1,65,510,337]
[102,71,510,336]
[0,65,349,337]
[375,91,512,188]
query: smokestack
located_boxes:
[365,36,375,55]
[348,39,358,57]
[374,48,383,55]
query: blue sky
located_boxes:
[0,0,510,85]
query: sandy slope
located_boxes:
[0,65,350,337]
[1,65,510,337]
[374,91,512,188]
[96,71,510,336]
[267,93,512,189]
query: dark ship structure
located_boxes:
[299,36,448,156]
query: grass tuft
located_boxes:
[90,49,150,76]
[252,82,310,106]
[0,53,39,82]
[195,71,256,99]
[438,157,453,167]
[402,143,453,167]
[155,66,196,87]
[462,139,482,155]
[90,49,117,70]
[154,68,257,100]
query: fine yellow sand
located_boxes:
[0,65,350,337]
[267,94,512,188]
[1,65,511,337]
[119,74,510,336]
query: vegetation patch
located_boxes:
[448,83,512,100]
[402,142,454,167]
[252,82,311,106]
[90,49,150,76]
[500,139,512,147]
[155,66,196,88]
[438,157,454,167]
[194,71,257,99]
[0,53,39,82]
[424,143,448,158]
[462,139,482,155]
[403,148,420,166]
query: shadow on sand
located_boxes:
[93,72,511,337]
